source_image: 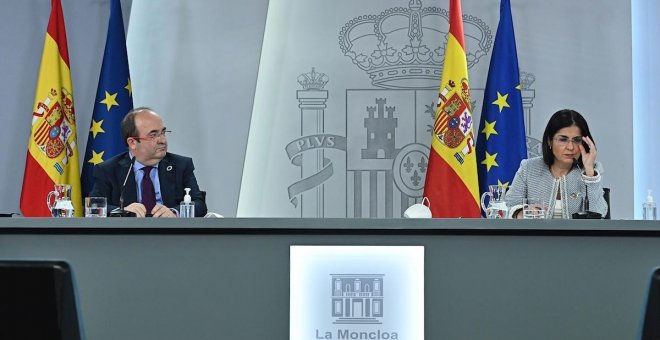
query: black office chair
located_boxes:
[0,261,82,340]
[640,267,660,339]
[603,187,611,219]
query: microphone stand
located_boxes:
[109,156,137,217]
[571,159,602,219]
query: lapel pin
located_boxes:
[166,165,173,172]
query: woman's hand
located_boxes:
[579,136,597,176]
[513,209,523,219]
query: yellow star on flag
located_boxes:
[88,150,105,165]
[481,120,498,140]
[89,119,105,139]
[492,91,510,112]
[125,78,132,97]
[100,91,119,111]
[497,179,510,187]
[515,84,522,90]
[481,151,499,171]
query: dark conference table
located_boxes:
[1,218,659,340]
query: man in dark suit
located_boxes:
[90,107,207,217]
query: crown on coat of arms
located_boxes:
[339,0,492,89]
[520,72,536,90]
[297,68,329,90]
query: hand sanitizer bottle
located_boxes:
[179,188,195,218]
[643,189,656,220]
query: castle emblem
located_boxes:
[362,98,398,160]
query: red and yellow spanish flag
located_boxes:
[20,0,82,217]
[423,0,480,218]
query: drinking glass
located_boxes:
[522,198,548,219]
[85,197,107,218]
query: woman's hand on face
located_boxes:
[579,136,597,176]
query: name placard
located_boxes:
[290,246,424,340]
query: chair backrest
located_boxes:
[0,261,82,340]
[603,187,611,219]
[641,267,660,339]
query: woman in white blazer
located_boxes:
[505,109,608,219]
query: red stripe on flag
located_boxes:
[424,148,480,218]
[20,153,56,217]
[47,0,70,67]
[449,0,466,49]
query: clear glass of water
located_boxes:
[522,198,547,219]
[85,197,107,218]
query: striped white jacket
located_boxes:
[504,157,608,219]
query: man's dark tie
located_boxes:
[141,166,157,214]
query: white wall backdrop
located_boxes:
[126,0,269,216]
[632,0,660,218]
[2,0,657,218]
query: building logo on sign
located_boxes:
[331,274,384,324]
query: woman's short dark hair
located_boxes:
[120,106,155,146]
[541,109,594,168]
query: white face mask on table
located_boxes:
[403,197,431,219]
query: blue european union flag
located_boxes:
[476,0,527,204]
[81,0,133,197]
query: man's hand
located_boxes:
[125,202,147,217]
[151,204,176,218]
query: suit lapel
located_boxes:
[159,154,176,206]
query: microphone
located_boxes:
[109,156,137,217]
[571,158,602,219]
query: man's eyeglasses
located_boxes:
[553,136,583,146]
[130,130,172,142]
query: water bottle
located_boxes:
[643,189,656,220]
[179,188,195,218]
